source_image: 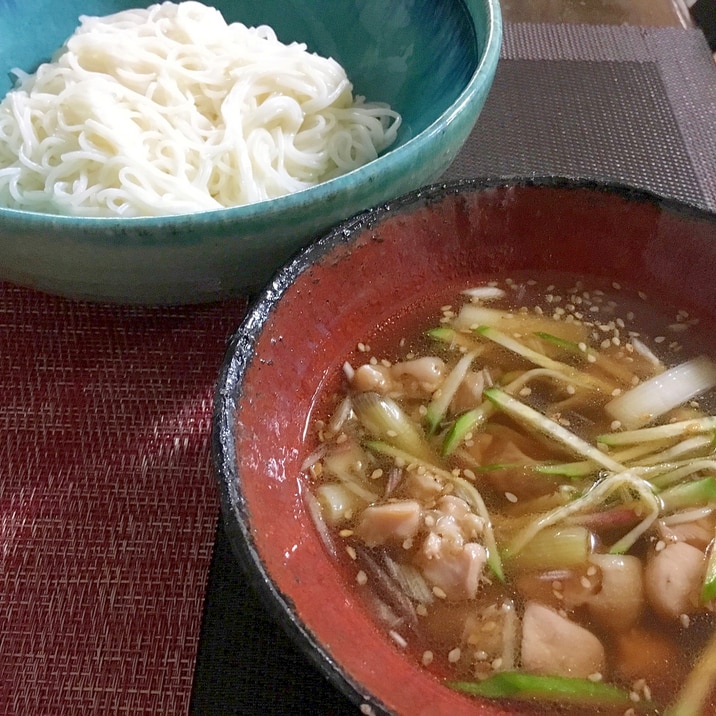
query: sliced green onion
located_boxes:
[605,356,716,430]
[536,331,635,384]
[450,672,633,707]
[701,527,716,604]
[612,439,680,465]
[598,416,716,446]
[633,434,715,467]
[425,350,478,433]
[650,459,716,490]
[364,441,455,481]
[426,326,482,352]
[533,460,598,478]
[476,326,610,392]
[441,404,493,455]
[658,477,716,514]
[452,304,588,343]
[449,476,505,582]
[483,387,626,473]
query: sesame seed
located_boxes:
[448,647,461,663]
[422,650,434,666]
[356,570,368,585]
[680,613,691,628]
[370,469,384,480]
[416,603,428,617]
[345,545,357,560]
[505,492,518,503]
[588,672,603,682]
[389,630,407,648]
[432,586,447,599]
[360,704,375,716]
[339,529,354,538]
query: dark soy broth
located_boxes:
[303,273,716,715]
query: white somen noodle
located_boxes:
[0,1,401,216]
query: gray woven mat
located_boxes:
[445,23,716,212]
[192,21,716,716]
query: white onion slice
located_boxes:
[605,355,716,429]
[461,286,507,302]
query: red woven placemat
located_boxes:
[0,282,246,714]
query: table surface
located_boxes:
[501,0,692,26]
[1,6,715,716]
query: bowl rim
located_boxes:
[212,175,716,714]
[0,0,502,229]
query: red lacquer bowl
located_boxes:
[212,178,716,715]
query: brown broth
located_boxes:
[305,273,716,715]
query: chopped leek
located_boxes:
[605,355,716,430]
[315,482,374,526]
[504,471,659,559]
[352,392,435,462]
[450,672,633,707]
[505,525,591,571]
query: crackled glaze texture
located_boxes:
[214,178,716,716]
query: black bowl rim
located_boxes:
[211,175,716,714]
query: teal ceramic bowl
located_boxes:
[0,0,501,305]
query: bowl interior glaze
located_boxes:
[214,178,716,715]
